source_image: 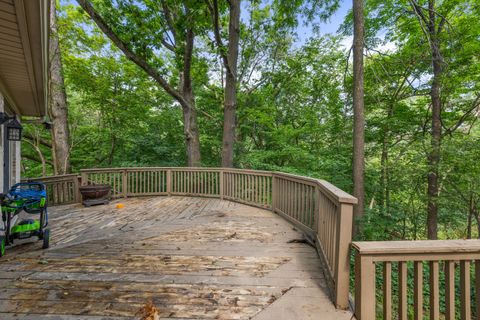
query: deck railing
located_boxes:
[353,240,480,320]
[26,166,356,309]
[23,174,80,205]
[25,167,480,317]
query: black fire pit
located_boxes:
[79,184,111,207]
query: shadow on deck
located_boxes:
[0,196,353,320]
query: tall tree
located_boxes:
[49,0,71,174]
[414,0,443,240]
[76,0,202,166]
[207,0,241,168]
[352,0,365,232]
[360,0,480,239]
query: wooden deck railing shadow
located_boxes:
[27,167,357,310]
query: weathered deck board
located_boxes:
[0,196,353,319]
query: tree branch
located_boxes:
[160,0,177,39]
[76,0,190,108]
[443,93,480,136]
[23,132,52,148]
[22,153,54,167]
[206,0,232,75]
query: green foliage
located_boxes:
[21,0,480,246]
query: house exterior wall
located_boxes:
[13,136,20,186]
[0,92,21,193]
[0,92,4,194]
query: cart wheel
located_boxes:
[0,236,5,257]
[42,229,50,249]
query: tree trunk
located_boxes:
[352,0,365,234]
[182,88,201,167]
[379,104,393,216]
[76,0,202,167]
[221,0,241,168]
[181,27,201,167]
[467,193,473,239]
[49,0,71,175]
[426,0,442,240]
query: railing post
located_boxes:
[219,170,224,199]
[334,202,354,309]
[167,169,172,196]
[80,171,88,186]
[122,169,128,198]
[74,175,81,203]
[354,252,376,320]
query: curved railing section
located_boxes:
[25,167,357,309]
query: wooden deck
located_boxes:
[0,196,353,319]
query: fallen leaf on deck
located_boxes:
[136,300,160,320]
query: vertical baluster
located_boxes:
[206,171,210,195]
[325,198,332,263]
[147,171,151,193]
[383,261,392,320]
[460,260,471,320]
[399,261,408,320]
[414,261,424,320]
[289,181,294,216]
[295,182,302,222]
[445,261,455,320]
[237,173,240,200]
[179,171,182,193]
[266,176,271,207]
[227,172,230,197]
[305,186,313,229]
[285,179,288,213]
[309,186,314,227]
[430,261,440,320]
[301,184,306,224]
[251,174,254,202]
[279,179,283,211]
[254,175,257,204]
[133,172,137,194]
[208,171,211,195]
[113,173,117,197]
[294,182,297,219]
[242,174,245,201]
[256,175,259,204]
[197,171,200,194]
[177,171,180,193]
[184,171,187,193]
[230,172,233,198]
[192,171,195,194]
[292,182,296,219]
[196,171,199,194]
[224,172,227,197]
[234,173,237,199]
[142,171,145,194]
[189,171,195,194]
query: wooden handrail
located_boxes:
[22,174,80,205]
[353,240,480,320]
[25,167,357,310]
